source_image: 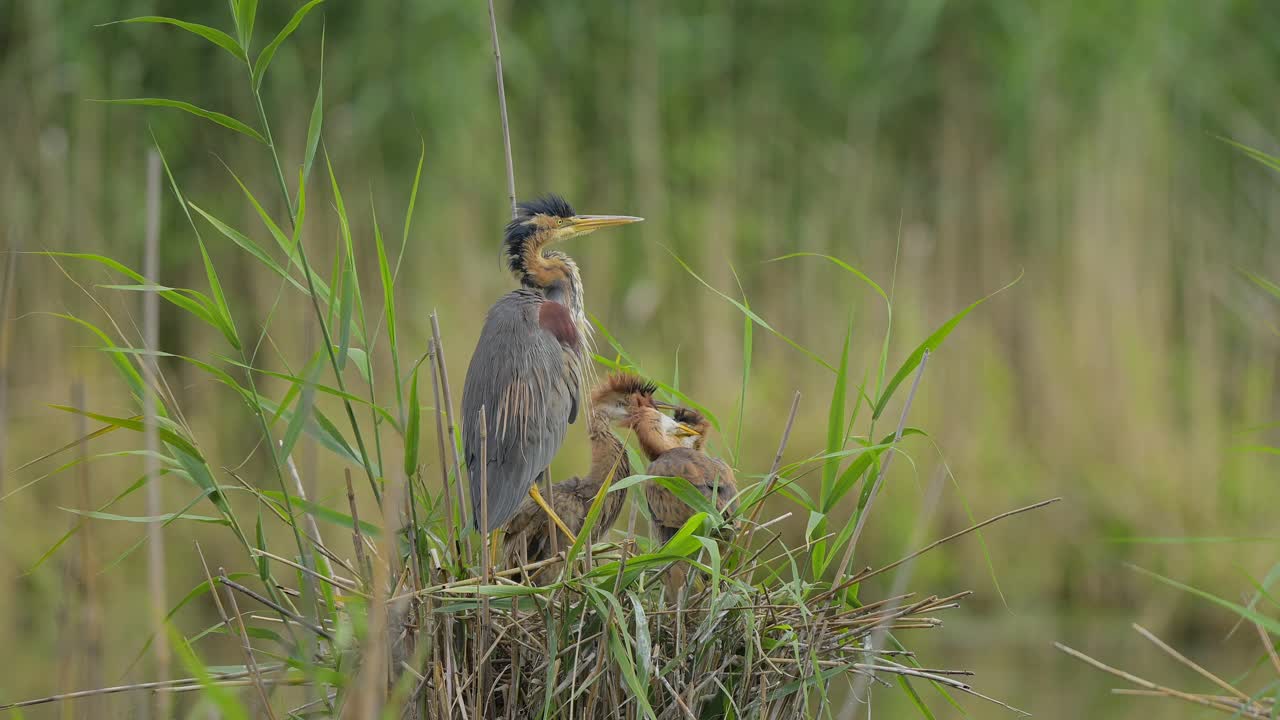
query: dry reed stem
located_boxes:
[251,548,363,593]
[431,312,470,559]
[1057,616,1280,719]
[477,404,492,719]
[225,470,357,576]
[1131,622,1250,703]
[0,232,16,491]
[290,692,339,717]
[220,574,334,641]
[346,469,371,581]
[1055,641,1271,719]
[1254,619,1280,677]
[285,442,333,720]
[214,556,277,720]
[1111,689,1271,716]
[141,148,170,720]
[70,379,103,716]
[825,497,1063,597]
[284,445,325,601]
[0,667,285,711]
[486,0,517,219]
[427,337,459,565]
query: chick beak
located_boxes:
[674,423,702,439]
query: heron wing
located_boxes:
[463,290,578,531]
[644,449,738,534]
[710,458,740,516]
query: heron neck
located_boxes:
[587,410,629,484]
[632,411,677,462]
[558,269,590,355]
[582,415,630,541]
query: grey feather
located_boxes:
[462,289,579,531]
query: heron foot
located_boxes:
[528,484,577,544]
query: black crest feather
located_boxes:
[519,194,575,219]
[673,407,706,425]
[603,372,658,398]
[503,194,576,276]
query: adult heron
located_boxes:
[462,195,642,542]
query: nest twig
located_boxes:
[1057,621,1278,719]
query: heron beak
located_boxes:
[674,423,702,439]
[652,400,677,411]
[566,214,644,237]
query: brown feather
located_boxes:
[519,214,569,287]
[644,448,738,537]
[594,373,658,401]
[628,407,677,462]
[538,300,579,349]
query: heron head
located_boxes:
[672,406,710,449]
[591,372,659,423]
[504,195,642,309]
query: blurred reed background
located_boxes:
[2,0,1280,717]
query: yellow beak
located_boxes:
[674,423,702,438]
[566,214,644,236]
[652,400,677,411]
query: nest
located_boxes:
[371,532,1026,719]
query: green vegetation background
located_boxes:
[2,1,1280,717]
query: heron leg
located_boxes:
[528,483,577,544]
[489,530,501,568]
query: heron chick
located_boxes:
[631,405,737,544]
[461,195,642,543]
[501,373,659,582]
[624,400,737,595]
